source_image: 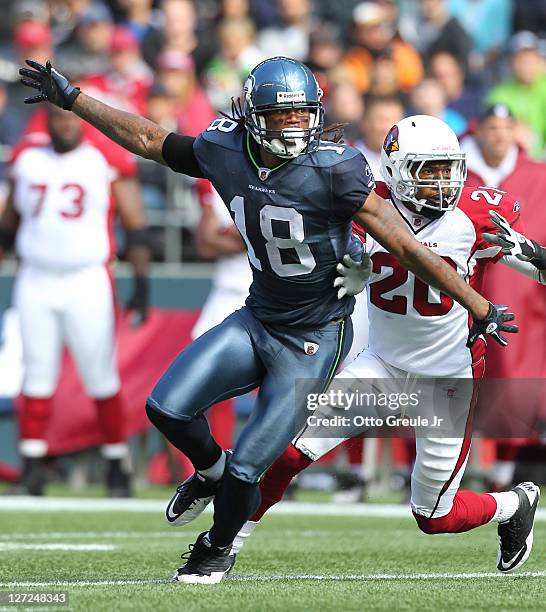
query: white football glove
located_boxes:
[482,210,546,268]
[333,254,372,299]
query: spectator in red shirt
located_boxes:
[463,104,546,379]
[463,104,546,488]
[85,26,153,115]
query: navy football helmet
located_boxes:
[243,57,324,159]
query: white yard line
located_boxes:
[0,532,195,540]
[0,543,115,551]
[0,571,545,587]
[0,497,545,520]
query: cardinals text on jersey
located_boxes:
[361,183,522,376]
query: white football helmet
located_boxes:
[380,115,467,213]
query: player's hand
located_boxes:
[482,210,546,269]
[334,254,372,299]
[466,302,518,348]
[127,275,149,328]
[19,60,81,110]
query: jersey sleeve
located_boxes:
[162,133,205,178]
[462,186,523,264]
[331,152,376,221]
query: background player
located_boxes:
[0,105,151,496]
[19,57,517,584]
[233,116,540,575]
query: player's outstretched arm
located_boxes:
[483,210,546,281]
[354,192,518,345]
[19,60,170,165]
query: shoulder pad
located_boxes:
[458,185,521,233]
[298,143,360,168]
[199,118,245,152]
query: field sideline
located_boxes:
[0,498,544,611]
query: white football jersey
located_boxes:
[11,143,116,270]
[363,183,522,376]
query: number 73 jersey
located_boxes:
[363,183,523,377]
[10,143,115,269]
[193,119,375,327]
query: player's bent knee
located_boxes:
[277,443,314,475]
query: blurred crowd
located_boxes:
[0,0,545,249]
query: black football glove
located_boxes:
[19,59,81,110]
[467,302,518,348]
[482,210,546,269]
[127,275,149,328]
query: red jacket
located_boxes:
[466,150,546,379]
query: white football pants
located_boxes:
[14,264,120,399]
[295,348,483,518]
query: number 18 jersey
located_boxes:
[191,119,375,328]
[363,182,522,377]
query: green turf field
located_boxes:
[0,499,544,611]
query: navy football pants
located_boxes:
[146,307,352,483]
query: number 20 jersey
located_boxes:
[192,120,374,327]
[362,182,522,377]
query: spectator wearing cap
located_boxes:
[487,31,546,160]
[428,51,483,122]
[463,104,546,486]
[257,0,316,62]
[341,1,423,95]
[56,2,115,79]
[84,26,153,115]
[202,17,263,113]
[156,49,215,137]
[5,21,54,120]
[463,104,546,370]
[13,21,53,66]
[409,77,467,136]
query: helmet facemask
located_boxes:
[245,101,324,159]
[391,153,467,213]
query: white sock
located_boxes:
[489,491,520,523]
[198,451,226,482]
[232,520,259,555]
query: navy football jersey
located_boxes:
[192,119,374,327]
